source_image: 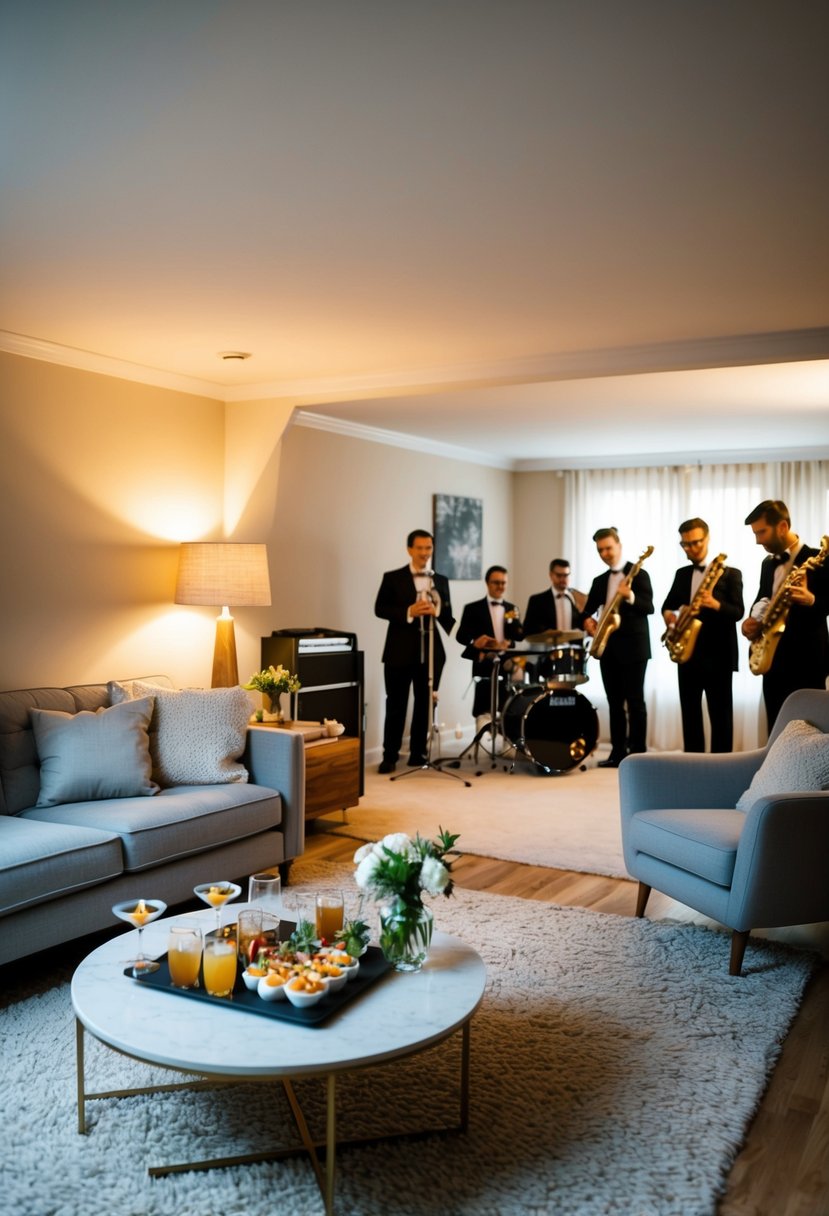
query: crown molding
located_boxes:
[515,445,829,472]
[3,326,829,407]
[292,411,515,470]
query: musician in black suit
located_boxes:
[523,559,588,635]
[456,566,524,728]
[374,529,455,773]
[661,517,744,752]
[741,500,829,730]
[582,527,654,767]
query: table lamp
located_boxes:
[175,543,271,687]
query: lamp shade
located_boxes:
[175,543,271,607]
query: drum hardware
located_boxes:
[501,686,599,775]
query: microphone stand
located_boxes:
[446,650,517,774]
[392,574,470,787]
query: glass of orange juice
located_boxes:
[315,892,344,943]
[167,925,203,989]
[203,937,237,998]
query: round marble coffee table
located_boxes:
[71,907,486,1215]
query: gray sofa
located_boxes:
[0,678,305,966]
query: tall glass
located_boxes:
[203,937,237,998]
[167,924,203,989]
[248,872,282,916]
[315,892,344,943]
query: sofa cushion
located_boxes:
[0,815,123,917]
[23,782,282,871]
[111,681,252,786]
[736,718,829,811]
[627,808,745,887]
[30,697,158,808]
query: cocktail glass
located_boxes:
[193,881,241,935]
[112,899,167,976]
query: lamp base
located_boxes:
[212,613,239,687]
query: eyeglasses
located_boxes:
[679,538,706,550]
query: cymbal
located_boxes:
[518,629,585,651]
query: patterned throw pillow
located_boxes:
[736,718,829,811]
[31,696,158,807]
[127,681,252,787]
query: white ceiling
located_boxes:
[2,1,828,468]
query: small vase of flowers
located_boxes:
[242,665,301,722]
[353,828,459,972]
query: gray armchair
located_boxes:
[619,689,829,975]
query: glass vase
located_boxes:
[262,692,284,724]
[378,898,434,972]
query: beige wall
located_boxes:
[512,470,567,610]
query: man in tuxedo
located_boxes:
[582,527,654,767]
[456,565,524,732]
[523,559,587,635]
[740,499,829,730]
[374,529,455,773]
[661,517,744,752]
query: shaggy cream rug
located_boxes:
[0,860,816,1216]
[329,762,627,877]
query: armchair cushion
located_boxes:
[627,808,745,887]
[736,719,829,811]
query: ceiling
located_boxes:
[2,1,828,468]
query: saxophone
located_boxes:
[589,545,654,660]
[661,554,727,665]
[749,535,829,676]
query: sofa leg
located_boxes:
[729,930,750,976]
[635,882,651,918]
[279,859,293,886]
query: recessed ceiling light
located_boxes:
[217,351,252,361]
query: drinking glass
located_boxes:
[315,892,344,943]
[237,908,264,967]
[203,936,237,997]
[248,871,282,916]
[167,924,203,988]
[112,899,167,976]
[193,881,241,935]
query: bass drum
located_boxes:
[502,686,599,774]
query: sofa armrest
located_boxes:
[619,749,766,821]
[244,727,306,861]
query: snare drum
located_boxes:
[502,686,599,773]
[539,642,588,688]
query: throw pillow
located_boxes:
[31,697,158,807]
[736,718,829,811]
[130,681,252,786]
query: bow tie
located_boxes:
[692,564,706,572]
[772,553,790,565]
[489,600,503,606]
[610,568,624,575]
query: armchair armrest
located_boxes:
[244,726,306,862]
[729,792,829,929]
[619,749,765,821]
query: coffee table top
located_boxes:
[71,907,486,1078]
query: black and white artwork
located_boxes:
[433,494,482,579]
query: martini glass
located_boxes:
[112,899,167,976]
[194,881,241,936]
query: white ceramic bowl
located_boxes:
[284,976,327,1008]
[257,973,289,1001]
[242,967,266,991]
[325,951,360,979]
[313,963,347,992]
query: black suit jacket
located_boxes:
[374,566,455,668]
[456,597,523,666]
[752,545,829,679]
[582,565,654,662]
[524,588,583,635]
[662,563,744,671]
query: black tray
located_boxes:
[127,925,391,1027]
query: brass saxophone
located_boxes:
[749,535,829,676]
[589,545,654,660]
[661,554,727,665]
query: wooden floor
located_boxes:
[304,828,829,1216]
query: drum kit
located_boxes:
[449,629,599,776]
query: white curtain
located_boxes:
[563,460,829,753]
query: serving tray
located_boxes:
[127,924,391,1027]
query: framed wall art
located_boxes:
[433,494,482,579]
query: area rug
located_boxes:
[1,860,816,1216]
[329,762,627,878]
